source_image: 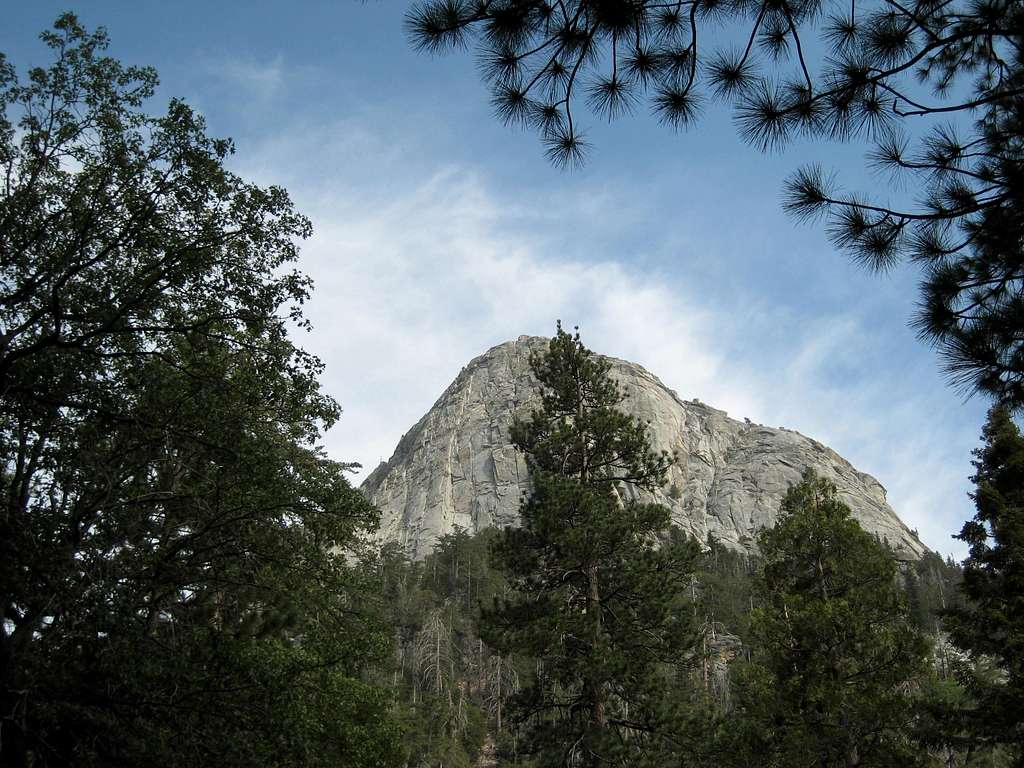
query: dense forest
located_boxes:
[2,13,1023,768]
[376,523,968,767]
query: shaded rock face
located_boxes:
[361,336,928,560]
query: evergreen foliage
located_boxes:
[405,0,1024,407]
[2,14,1001,765]
[366,338,967,768]
[481,324,703,767]
[378,529,511,767]
[373,489,966,767]
[905,551,964,633]
[0,17,399,767]
[696,535,758,641]
[727,471,933,768]
[942,406,1024,764]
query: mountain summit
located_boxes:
[361,336,927,559]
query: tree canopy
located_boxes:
[0,16,399,767]
[4,11,1016,768]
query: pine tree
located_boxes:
[943,407,1024,764]
[404,0,1024,406]
[728,471,932,768]
[481,324,701,768]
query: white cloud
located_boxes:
[234,116,981,560]
[202,54,290,103]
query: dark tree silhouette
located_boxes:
[942,406,1024,763]
[405,0,1024,407]
[0,17,400,766]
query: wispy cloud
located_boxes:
[207,54,287,101]
[235,114,983,560]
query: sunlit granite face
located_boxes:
[361,336,928,560]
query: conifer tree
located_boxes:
[943,407,1024,764]
[728,471,932,768]
[404,0,1024,407]
[482,324,701,767]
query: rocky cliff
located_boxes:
[361,336,928,560]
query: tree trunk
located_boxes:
[436,630,442,695]
[0,638,29,768]
[586,563,606,729]
[496,660,502,732]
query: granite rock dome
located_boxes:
[361,336,928,560]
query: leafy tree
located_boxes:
[0,16,399,767]
[405,0,1024,406]
[728,471,932,768]
[481,324,702,767]
[942,406,1024,764]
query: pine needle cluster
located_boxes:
[407,0,1024,408]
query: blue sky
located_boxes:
[5,2,990,557]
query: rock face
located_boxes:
[361,336,928,560]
